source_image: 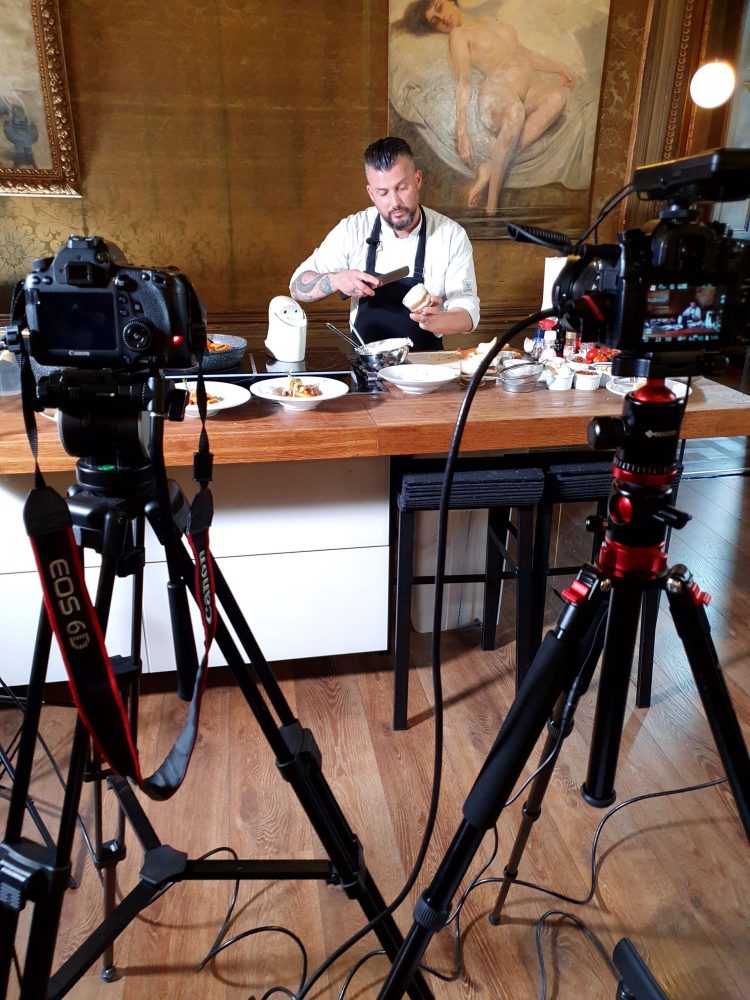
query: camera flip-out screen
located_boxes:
[642,283,727,346]
[35,290,118,352]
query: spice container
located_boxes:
[574,369,601,390]
[548,368,574,390]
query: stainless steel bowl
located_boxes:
[499,362,543,393]
[349,344,410,376]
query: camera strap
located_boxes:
[19,337,219,800]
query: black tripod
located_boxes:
[0,414,433,1000]
[379,376,750,998]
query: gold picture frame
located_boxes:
[0,0,80,196]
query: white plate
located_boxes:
[605,376,691,398]
[181,380,251,417]
[378,364,459,394]
[249,375,349,410]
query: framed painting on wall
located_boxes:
[0,0,80,196]
[388,0,612,237]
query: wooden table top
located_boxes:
[1,376,749,474]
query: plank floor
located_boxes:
[2,439,749,999]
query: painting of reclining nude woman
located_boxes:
[389,0,612,235]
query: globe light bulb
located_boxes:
[689,60,736,109]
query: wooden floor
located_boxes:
[2,440,749,999]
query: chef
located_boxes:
[289,136,480,349]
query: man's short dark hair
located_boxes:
[363,137,415,174]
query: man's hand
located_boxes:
[290,269,380,302]
[409,300,473,337]
[409,294,442,327]
[334,269,382,299]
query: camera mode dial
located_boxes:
[123,320,152,353]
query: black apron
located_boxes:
[355,208,443,351]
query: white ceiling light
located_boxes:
[689,60,737,108]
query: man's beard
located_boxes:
[385,207,417,232]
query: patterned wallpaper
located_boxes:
[1,0,652,321]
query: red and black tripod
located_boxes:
[379,375,750,999]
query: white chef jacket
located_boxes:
[290,205,480,332]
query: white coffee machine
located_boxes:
[265,296,307,362]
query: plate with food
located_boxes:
[605,376,691,398]
[378,364,459,394]
[249,374,349,410]
[182,380,251,417]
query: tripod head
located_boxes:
[587,375,690,582]
[36,367,190,497]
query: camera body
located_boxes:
[22,235,206,369]
[554,216,749,356]
[539,149,750,363]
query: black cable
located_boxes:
[192,847,241,971]
[133,843,310,998]
[578,183,635,244]
[292,310,552,1000]
[199,925,306,999]
[337,949,386,1000]
[142,841,308,1000]
[534,909,618,1000]
[433,776,729,998]
[453,776,728,915]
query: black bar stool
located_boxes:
[528,458,614,675]
[391,461,545,730]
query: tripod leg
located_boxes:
[489,595,609,923]
[0,609,54,997]
[8,720,90,1000]
[163,533,434,1000]
[378,569,608,999]
[665,565,750,839]
[582,581,644,808]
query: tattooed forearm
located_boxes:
[290,270,335,302]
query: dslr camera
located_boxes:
[511,148,750,374]
[20,235,206,370]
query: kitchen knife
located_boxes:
[339,265,410,300]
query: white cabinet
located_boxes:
[0,457,390,687]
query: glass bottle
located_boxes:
[563,330,578,360]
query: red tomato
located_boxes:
[585,348,599,362]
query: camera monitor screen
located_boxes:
[35,291,118,352]
[642,283,727,345]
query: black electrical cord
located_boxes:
[440,775,729,1000]
[577,182,635,244]
[452,775,729,915]
[289,310,552,1000]
[134,844,309,999]
[534,909,617,1000]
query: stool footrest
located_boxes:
[399,468,545,511]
